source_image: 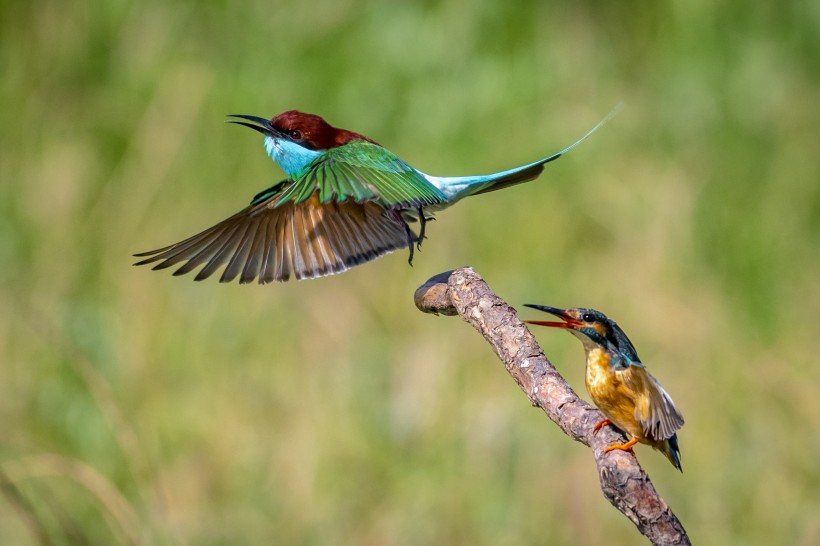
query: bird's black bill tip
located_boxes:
[225,120,269,135]
[523,304,578,329]
[522,303,566,316]
[225,114,276,136]
[226,114,271,124]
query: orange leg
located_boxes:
[604,437,639,454]
[594,419,612,432]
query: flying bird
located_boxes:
[135,107,618,283]
[524,304,684,471]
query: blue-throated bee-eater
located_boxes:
[524,304,684,471]
[134,107,618,284]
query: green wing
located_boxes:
[273,140,447,210]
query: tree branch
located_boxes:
[414,267,690,546]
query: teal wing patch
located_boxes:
[609,350,646,371]
[273,140,447,210]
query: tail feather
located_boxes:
[422,103,622,204]
[469,158,553,196]
[661,433,683,472]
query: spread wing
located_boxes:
[271,140,447,210]
[633,372,685,441]
[134,189,410,284]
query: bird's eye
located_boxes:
[582,313,595,322]
[289,130,302,140]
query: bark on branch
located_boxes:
[414,267,690,546]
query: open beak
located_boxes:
[225,114,281,137]
[522,304,583,329]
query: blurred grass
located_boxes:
[2,0,819,544]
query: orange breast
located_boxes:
[584,348,648,441]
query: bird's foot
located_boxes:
[604,437,638,454]
[402,218,416,266]
[593,419,613,433]
[416,208,426,251]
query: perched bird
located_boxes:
[135,108,618,284]
[523,305,684,471]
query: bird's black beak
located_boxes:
[522,304,582,329]
[225,114,280,137]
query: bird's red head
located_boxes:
[270,110,377,150]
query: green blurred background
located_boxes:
[2,0,819,544]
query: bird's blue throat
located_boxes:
[264,136,322,178]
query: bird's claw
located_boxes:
[594,419,613,433]
[402,216,416,266]
[415,207,427,251]
[603,437,638,454]
[403,208,430,263]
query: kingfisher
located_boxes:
[135,107,617,284]
[523,304,684,471]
